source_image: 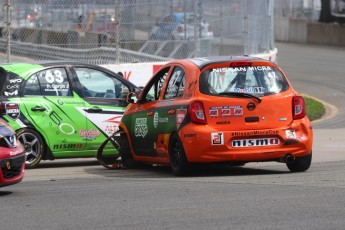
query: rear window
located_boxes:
[199,66,289,96]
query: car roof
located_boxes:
[0,61,99,69]
[0,61,139,89]
[0,61,125,74]
[0,61,106,76]
[183,56,272,70]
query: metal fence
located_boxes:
[0,0,275,64]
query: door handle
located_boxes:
[31,106,46,112]
[147,111,153,117]
[168,109,175,115]
[87,107,103,113]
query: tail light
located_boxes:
[0,101,3,114]
[188,101,207,124]
[230,60,252,67]
[293,96,306,119]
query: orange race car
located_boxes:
[118,56,313,176]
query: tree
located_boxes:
[319,0,335,22]
[319,0,345,23]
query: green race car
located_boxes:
[0,62,140,168]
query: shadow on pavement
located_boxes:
[85,162,290,179]
[0,191,13,196]
[29,158,99,169]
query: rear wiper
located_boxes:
[218,92,262,103]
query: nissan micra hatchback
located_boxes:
[119,56,313,176]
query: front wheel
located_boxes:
[119,134,138,169]
[169,133,189,176]
[286,152,312,172]
[17,129,45,168]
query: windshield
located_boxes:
[199,66,289,96]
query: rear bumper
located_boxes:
[179,118,313,163]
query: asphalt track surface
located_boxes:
[1,42,345,230]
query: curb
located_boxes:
[302,94,338,124]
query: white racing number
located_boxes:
[45,69,64,84]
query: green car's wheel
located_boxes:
[169,133,189,176]
[17,129,45,169]
[286,152,312,172]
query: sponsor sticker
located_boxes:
[209,106,243,118]
[153,112,159,128]
[232,138,280,147]
[216,121,230,125]
[135,118,148,138]
[211,132,224,145]
[176,109,187,129]
[221,108,231,116]
[5,103,20,120]
[209,109,218,117]
[285,130,296,138]
[232,130,279,137]
[79,129,101,140]
[4,90,18,96]
[184,133,196,138]
[53,143,83,149]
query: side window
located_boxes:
[23,68,71,96]
[164,66,185,99]
[141,67,170,103]
[75,67,129,98]
[23,75,40,96]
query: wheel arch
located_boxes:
[16,127,53,160]
[168,131,189,161]
[118,125,135,158]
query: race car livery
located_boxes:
[118,56,313,176]
[0,62,139,168]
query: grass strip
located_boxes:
[304,96,325,121]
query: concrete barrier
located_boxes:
[307,22,345,46]
[289,18,307,43]
[275,17,345,47]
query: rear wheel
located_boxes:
[286,152,312,172]
[169,133,189,176]
[119,134,138,169]
[17,129,45,169]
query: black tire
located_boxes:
[119,134,138,169]
[17,128,45,169]
[286,152,312,172]
[169,133,189,176]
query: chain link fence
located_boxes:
[0,0,274,64]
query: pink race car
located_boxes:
[0,117,25,188]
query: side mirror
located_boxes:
[126,92,138,104]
